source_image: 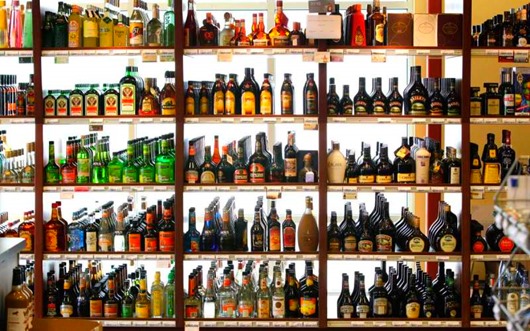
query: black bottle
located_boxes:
[340,85,354,115]
[429,78,446,116]
[354,77,372,115]
[386,77,403,115]
[404,66,429,115]
[499,69,515,116]
[370,77,388,115]
[327,78,341,115]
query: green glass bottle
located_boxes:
[155,139,175,184]
[91,141,108,184]
[45,141,61,184]
[139,143,155,184]
[108,152,124,183]
[123,144,139,183]
[76,136,92,183]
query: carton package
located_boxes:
[386,13,414,46]
[414,14,437,47]
[437,14,463,47]
[512,67,530,115]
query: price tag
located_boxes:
[60,192,74,200]
[132,321,147,327]
[18,56,33,64]
[238,322,252,327]
[392,321,407,326]
[203,321,216,327]
[331,117,346,123]
[373,321,388,327]
[303,321,318,327]
[90,186,105,191]
[416,49,431,55]
[371,52,386,63]
[89,124,103,132]
[314,51,331,63]
[330,50,344,62]
[398,186,412,191]
[240,117,254,123]
[118,118,133,123]
[263,117,277,123]
[409,321,423,326]
[272,321,287,327]
[485,49,499,56]
[394,49,410,55]
[162,321,176,327]
[303,121,319,130]
[217,50,233,62]
[46,254,61,259]
[517,117,530,123]
[303,52,315,62]
[159,50,175,62]
[432,186,445,192]
[147,321,162,327]
[343,191,357,200]
[256,321,270,327]
[224,321,238,327]
[290,321,303,327]
[441,49,456,55]
[281,117,295,123]
[515,50,529,63]
[141,51,157,62]
[377,117,392,123]
[471,191,484,200]
[412,117,427,123]
[54,56,69,64]
[503,118,517,123]
[221,118,235,123]
[89,118,104,123]
[436,255,450,261]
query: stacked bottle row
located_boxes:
[185,69,318,116]
[470,130,516,185]
[0,0,33,48]
[470,218,515,253]
[1,139,35,184]
[327,137,461,185]
[44,133,176,185]
[336,261,460,319]
[4,265,35,331]
[43,196,175,253]
[327,71,461,116]
[328,195,460,253]
[44,260,175,318]
[471,4,530,48]
[185,132,316,185]
[42,0,175,48]
[0,211,35,253]
[185,195,319,253]
[44,66,177,117]
[185,260,319,319]
[0,74,36,116]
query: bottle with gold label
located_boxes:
[18,211,34,252]
[83,9,98,47]
[404,216,429,252]
[68,5,83,47]
[212,74,225,115]
[44,202,66,252]
[151,271,164,318]
[184,81,197,115]
[119,66,138,115]
[99,8,113,47]
[160,71,176,116]
[269,0,290,46]
[470,143,482,184]
[135,277,151,318]
[240,68,257,115]
[225,74,240,115]
[113,14,129,47]
[358,146,376,184]
[259,73,274,115]
[281,73,294,115]
[140,78,160,116]
[481,133,500,184]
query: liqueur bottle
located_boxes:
[371,77,387,114]
[183,0,198,46]
[298,196,319,252]
[481,83,501,116]
[354,77,372,115]
[270,143,285,183]
[327,212,341,252]
[284,132,298,182]
[404,66,428,116]
[386,77,403,115]
[470,275,484,319]
[280,73,294,115]
[393,137,415,183]
[260,74,274,115]
[499,68,515,116]
[248,139,270,183]
[303,73,318,115]
[337,274,354,318]
[481,133,501,184]
[470,143,483,184]
[251,207,265,251]
[498,129,516,181]
[429,78,446,116]
[339,84,353,115]
[240,68,258,115]
[376,201,395,252]
[269,1,290,46]
[327,141,346,184]
[446,78,461,116]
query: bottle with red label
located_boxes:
[485,219,515,252]
[144,207,159,252]
[158,200,175,252]
[282,209,296,252]
[470,219,488,253]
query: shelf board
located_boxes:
[185,115,315,124]
[19,253,34,260]
[327,319,462,328]
[41,47,175,58]
[45,116,175,125]
[45,318,176,328]
[328,116,461,124]
[185,319,319,328]
[0,49,33,57]
[43,252,174,261]
[470,185,504,193]
[328,252,461,262]
[327,184,461,193]
[470,253,529,262]
[43,185,174,192]
[470,320,507,328]
[0,185,34,192]
[0,117,35,124]
[327,46,462,57]
[184,184,318,192]
[184,252,318,260]
[184,47,316,56]
[470,117,530,125]
[471,47,529,57]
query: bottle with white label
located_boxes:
[272,269,286,318]
[443,147,461,185]
[415,141,431,184]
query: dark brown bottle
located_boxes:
[303,73,318,115]
[375,201,395,252]
[470,219,487,253]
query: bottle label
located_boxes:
[145,237,158,252]
[140,98,153,115]
[89,300,103,317]
[47,302,56,317]
[486,99,500,115]
[375,234,393,252]
[343,235,357,251]
[376,175,392,184]
[373,100,386,114]
[129,22,144,45]
[283,227,296,249]
[397,172,415,183]
[272,296,285,317]
[471,304,483,318]
[408,237,425,252]
[185,96,195,115]
[507,292,519,314]
[498,236,515,252]
[84,93,99,115]
[57,98,68,116]
[199,96,209,115]
[242,91,256,115]
[260,90,273,114]
[68,21,81,47]
[7,308,26,331]
[300,297,317,316]
[249,163,266,183]
[156,163,174,183]
[354,26,365,46]
[409,94,428,115]
[238,303,253,317]
[77,158,90,179]
[269,226,281,251]
[159,231,175,251]
[252,233,264,250]
[450,167,460,184]
[373,297,388,315]
[98,234,113,251]
[225,91,236,115]
[135,304,149,318]
[162,97,176,115]
[284,158,297,178]
[104,304,118,317]
[347,177,358,184]
[19,230,33,252]
[152,291,163,317]
[470,101,481,116]
[45,229,59,251]
[305,90,318,114]
[234,169,248,183]
[281,91,293,114]
[104,94,118,115]
[356,304,369,318]
[389,100,402,114]
[44,97,56,116]
[190,239,200,252]
[62,167,76,184]
[288,298,299,312]
[128,233,142,252]
[185,170,199,184]
[355,100,368,114]
[200,170,215,184]
[84,20,98,38]
[221,298,236,317]
[139,169,155,184]
[483,163,500,184]
[69,94,83,116]
[472,240,485,253]
[340,305,354,318]
[406,302,420,318]
[328,238,341,252]
[120,83,136,115]
[440,234,457,252]
[359,175,375,184]
[504,93,515,107]
[375,23,385,43]
[86,231,97,251]
[358,240,373,252]
[121,304,133,318]
[271,35,290,46]
[185,305,199,318]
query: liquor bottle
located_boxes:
[45,141,61,184]
[303,73,318,115]
[482,274,495,318]
[470,275,483,319]
[337,273,354,318]
[184,0,198,46]
[83,9,98,48]
[233,146,249,184]
[129,0,144,46]
[77,277,89,317]
[164,270,176,318]
[98,8,114,47]
[498,129,516,180]
[198,146,216,184]
[404,216,429,252]
[481,133,501,184]
[370,78,387,114]
[283,132,298,182]
[184,208,201,252]
[198,13,219,46]
[240,68,258,115]
[160,71,177,116]
[429,78,446,116]
[327,79,340,115]
[370,0,385,45]
[375,145,393,184]
[135,278,150,318]
[119,66,138,116]
[234,209,248,251]
[147,4,162,46]
[5,268,31,330]
[269,1,290,46]
[354,77,372,114]
[446,78,461,116]
[481,83,501,116]
[444,271,461,318]
[298,153,316,183]
[385,77,403,115]
[499,69,515,116]
[66,5,82,48]
[251,207,265,251]
[342,205,358,252]
[185,273,202,318]
[267,202,281,252]
[298,196,319,252]
[113,14,129,47]
[151,271,165,318]
[218,269,237,317]
[280,73,294,115]
[470,87,482,116]
[219,12,234,46]
[470,143,483,184]
[236,19,251,46]
[404,274,421,318]
[375,201,395,252]
[290,21,306,46]
[358,146,376,184]
[159,201,175,252]
[371,273,389,317]
[44,203,66,252]
[393,137,415,183]
[219,209,235,251]
[256,270,271,318]
[433,204,459,252]
[155,139,175,184]
[299,266,318,318]
[404,66,429,115]
[259,74,274,115]
[470,219,487,253]
[328,141,346,183]
[103,276,118,318]
[140,79,160,116]
[225,74,240,115]
[248,139,270,183]
[485,221,514,252]
[269,142,284,183]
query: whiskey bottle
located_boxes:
[470,143,483,184]
[481,83,501,116]
[481,133,501,184]
[199,146,216,184]
[303,73,318,115]
[470,275,484,319]
[498,129,516,180]
[353,77,372,114]
[259,74,274,115]
[442,147,461,185]
[386,78,403,115]
[371,77,388,114]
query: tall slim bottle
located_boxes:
[298,196,319,252]
[0,0,7,48]
[22,1,32,47]
[8,0,22,48]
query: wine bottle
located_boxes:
[337,273,354,318]
[470,275,484,319]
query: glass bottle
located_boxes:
[199,145,216,184]
[60,141,76,184]
[260,73,274,115]
[371,77,387,114]
[270,143,285,183]
[113,14,129,47]
[376,201,395,252]
[140,78,160,116]
[481,133,501,184]
[470,87,482,116]
[184,207,201,252]
[284,132,299,182]
[219,12,234,46]
[251,207,265,251]
[219,209,235,251]
[404,66,428,115]
[44,203,66,252]
[122,143,139,183]
[147,4,162,46]
[184,0,198,46]
[53,3,68,47]
[470,275,483,319]
[393,137,415,183]
[281,73,294,115]
[119,66,138,116]
[500,68,516,115]
[481,83,501,116]
[446,78,461,116]
[327,78,341,115]
[155,139,175,184]
[240,68,258,115]
[217,270,237,317]
[151,271,164,318]
[216,145,235,183]
[358,146,376,184]
[234,209,248,251]
[185,144,199,184]
[91,141,108,184]
[298,196,319,252]
[498,129,516,180]
[67,5,83,48]
[415,141,431,184]
[99,8,113,47]
[184,274,201,318]
[269,1,290,46]
[158,201,175,252]
[327,212,341,252]
[108,152,124,183]
[225,74,240,115]
[254,13,271,46]
[429,78,446,116]
[354,77,372,115]
[198,12,219,46]
[164,270,176,318]
[135,278,150,318]
[200,209,217,251]
[22,1,32,47]
[304,73,318,115]
[160,71,177,116]
[83,9,98,47]
[129,0,144,46]
[233,146,249,184]
[340,85,353,115]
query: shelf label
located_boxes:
[217,50,233,62]
[54,56,69,64]
[141,51,157,62]
[60,192,75,200]
[308,0,335,13]
[238,322,252,327]
[499,50,515,62]
[89,124,103,132]
[330,50,344,62]
[343,191,357,200]
[371,51,387,63]
[314,51,331,63]
[18,56,33,64]
[306,14,341,40]
[471,191,484,200]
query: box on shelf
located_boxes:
[512,67,530,115]
[413,14,437,47]
[437,14,463,47]
[386,13,414,46]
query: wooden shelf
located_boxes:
[327,319,462,328]
[43,185,174,192]
[44,116,175,125]
[328,252,462,262]
[470,117,530,124]
[328,116,461,124]
[328,184,461,193]
[43,252,174,261]
[185,115,316,124]
[184,184,319,192]
[185,319,319,328]
[184,252,318,260]
[42,47,174,57]
[0,117,35,124]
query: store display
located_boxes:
[0,74,35,117]
[4,266,34,331]
[473,5,529,47]
[0,130,35,183]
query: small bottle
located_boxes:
[481,83,501,116]
[260,73,274,115]
[280,73,294,115]
[303,73,318,115]
[298,153,316,183]
[470,87,483,116]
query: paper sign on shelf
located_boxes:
[308,0,335,13]
[306,14,341,39]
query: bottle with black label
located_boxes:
[327,78,341,115]
[470,87,482,116]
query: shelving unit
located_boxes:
[0,0,520,330]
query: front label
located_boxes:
[375,234,393,252]
[440,234,457,252]
[104,94,119,115]
[120,83,136,115]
